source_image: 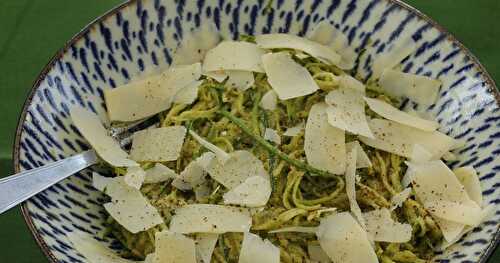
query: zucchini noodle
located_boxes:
[105,46,444,263]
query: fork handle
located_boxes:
[0,150,99,214]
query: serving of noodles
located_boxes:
[66,24,489,263]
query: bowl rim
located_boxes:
[11,0,499,262]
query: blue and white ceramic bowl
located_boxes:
[13,0,499,262]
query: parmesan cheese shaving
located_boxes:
[256,33,341,65]
[173,80,203,105]
[144,163,178,184]
[359,119,456,159]
[441,205,494,249]
[105,63,202,122]
[223,176,271,207]
[453,166,483,206]
[305,103,346,175]
[309,21,356,69]
[225,70,255,91]
[345,146,365,228]
[338,75,365,93]
[203,41,265,72]
[283,122,304,137]
[195,233,219,263]
[206,150,269,189]
[424,200,482,226]
[153,231,197,263]
[189,130,230,163]
[238,232,280,263]
[378,69,441,106]
[130,126,187,162]
[435,217,465,244]
[172,154,209,191]
[410,160,482,225]
[346,141,372,168]
[260,90,278,111]
[316,212,378,263]
[169,204,252,234]
[92,172,113,192]
[261,52,319,100]
[67,231,136,263]
[70,106,137,167]
[268,226,318,234]
[325,87,374,138]
[363,208,412,243]
[263,128,281,145]
[172,23,221,65]
[102,177,163,233]
[390,187,412,210]
[372,36,418,79]
[124,166,146,189]
[364,97,439,131]
[203,71,227,82]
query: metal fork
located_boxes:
[0,117,158,214]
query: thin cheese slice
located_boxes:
[338,75,365,93]
[238,232,280,263]
[169,204,251,234]
[453,166,483,206]
[359,119,456,159]
[316,212,378,263]
[130,126,187,162]
[346,141,372,168]
[379,69,441,106]
[189,130,230,163]
[283,122,304,137]
[173,80,203,105]
[92,172,113,192]
[226,71,255,91]
[401,145,433,187]
[67,231,135,263]
[436,217,465,244]
[172,24,221,65]
[305,103,346,175]
[363,208,412,243]
[144,163,178,184]
[441,205,494,249]
[223,176,271,207]
[308,244,332,263]
[390,187,412,210]
[203,41,265,72]
[410,160,482,225]
[345,145,365,228]
[203,71,228,82]
[260,90,278,111]
[308,21,356,69]
[261,52,319,100]
[153,231,196,263]
[206,150,269,189]
[364,97,439,131]
[103,177,163,233]
[264,128,281,145]
[268,226,318,234]
[325,87,374,138]
[372,36,418,79]
[124,166,146,189]
[195,233,219,263]
[70,107,137,167]
[256,33,341,65]
[172,153,212,191]
[105,63,202,122]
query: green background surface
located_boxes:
[0,0,498,262]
